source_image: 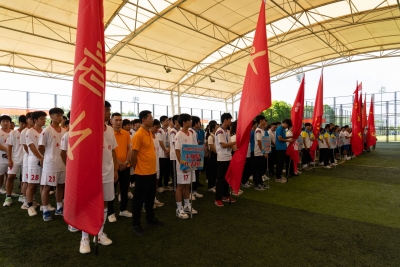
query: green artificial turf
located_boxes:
[1,142,400,267]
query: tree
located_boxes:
[262,100,291,123]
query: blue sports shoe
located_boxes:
[55,208,63,216]
[43,211,52,221]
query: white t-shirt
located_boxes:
[6,129,24,165]
[169,127,178,161]
[103,125,118,183]
[174,130,196,174]
[153,134,160,172]
[60,132,69,152]
[39,125,67,173]
[268,129,276,146]
[286,129,293,147]
[26,128,43,169]
[254,127,264,156]
[207,134,215,151]
[0,128,11,165]
[215,126,232,161]
[343,131,351,145]
[156,127,169,158]
[20,127,30,168]
[188,128,198,145]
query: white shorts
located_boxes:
[8,164,22,175]
[177,170,195,185]
[0,164,7,175]
[22,167,29,183]
[41,171,66,186]
[103,182,114,202]
[27,168,42,184]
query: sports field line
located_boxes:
[343,164,400,169]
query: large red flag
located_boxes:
[351,83,363,156]
[309,72,324,161]
[225,0,271,193]
[287,75,305,162]
[367,95,377,147]
[64,0,106,235]
[362,93,367,129]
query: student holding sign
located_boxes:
[174,113,198,219]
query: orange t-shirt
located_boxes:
[114,129,131,163]
[131,127,156,175]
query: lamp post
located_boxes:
[378,87,386,133]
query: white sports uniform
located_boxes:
[174,130,196,184]
[153,134,160,179]
[169,127,178,161]
[6,129,24,175]
[156,128,169,158]
[20,128,30,182]
[103,125,118,201]
[26,128,43,184]
[215,127,232,162]
[39,125,67,186]
[0,128,11,175]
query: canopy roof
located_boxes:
[0,0,399,102]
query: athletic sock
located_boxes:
[56,202,63,210]
[176,202,182,209]
[82,231,89,239]
[43,205,48,212]
[184,199,190,206]
[98,208,107,234]
[28,202,33,207]
[23,197,27,206]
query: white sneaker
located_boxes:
[18,195,24,203]
[49,191,54,195]
[154,199,164,207]
[249,175,253,181]
[68,225,79,232]
[130,183,135,188]
[96,232,112,246]
[127,191,133,199]
[80,238,91,254]
[231,190,244,196]
[334,160,338,164]
[190,194,196,201]
[119,210,132,217]
[330,163,337,166]
[157,187,165,193]
[164,186,173,191]
[302,164,308,168]
[40,204,56,212]
[176,208,189,219]
[3,197,12,207]
[184,204,198,214]
[319,162,324,166]
[21,204,29,210]
[28,206,37,216]
[192,192,203,198]
[282,169,286,173]
[324,166,332,169]
[168,180,172,185]
[108,214,117,222]
[208,187,216,193]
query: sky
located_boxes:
[0,56,398,123]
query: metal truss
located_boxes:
[0,49,230,102]
[232,48,400,102]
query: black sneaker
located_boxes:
[146,217,164,226]
[133,225,145,236]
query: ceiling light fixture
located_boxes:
[164,66,171,73]
[209,76,215,83]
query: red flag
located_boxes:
[351,83,363,156]
[287,75,305,162]
[367,95,377,147]
[309,72,324,161]
[362,93,367,129]
[64,0,106,235]
[225,0,271,193]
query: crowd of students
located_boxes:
[0,102,372,254]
